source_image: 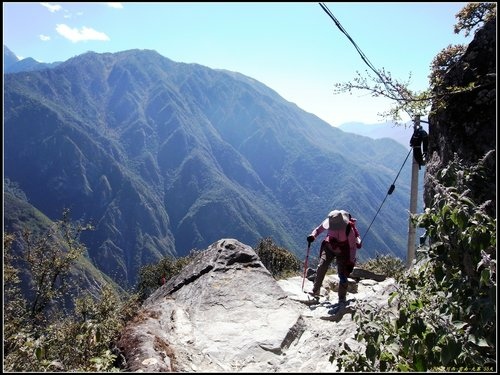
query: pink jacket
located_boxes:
[310,219,360,264]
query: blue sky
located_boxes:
[3,2,472,126]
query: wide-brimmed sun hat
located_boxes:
[322,209,350,230]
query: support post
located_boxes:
[407,115,420,268]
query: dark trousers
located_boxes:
[312,240,336,294]
[312,239,353,295]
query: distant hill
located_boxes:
[3,45,62,73]
[339,121,429,148]
[4,44,19,68]
[4,48,417,289]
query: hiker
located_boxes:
[306,209,362,303]
[410,123,428,168]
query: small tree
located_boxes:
[4,233,29,355]
[4,209,140,372]
[331,2,496,124]
[453,2,496,37]
[21,209,93,324]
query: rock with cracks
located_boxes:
[117,238,397,372]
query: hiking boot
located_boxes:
[308,291,321,298]
[338,282,348,304]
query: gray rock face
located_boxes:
[425,18,496,216]
[117,238,396,372]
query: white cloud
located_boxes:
[56,24,110,43]
[107,3,123,9]
[39,34,51,41]
[40,2,62,12]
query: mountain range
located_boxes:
[3,46,419,289]
[4,45,62,73]
[338,121,429,148]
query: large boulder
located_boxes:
[117,238,397,372]
[117,238,304,372]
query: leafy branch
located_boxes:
[330,153,496,371]
[331,2,496,125]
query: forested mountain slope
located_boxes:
[4,49,412,288]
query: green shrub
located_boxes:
[136,249,199,300]
[330,154,496,371]
[254,237,302,279]
[358,254,406,280]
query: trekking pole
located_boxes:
[301,242,311,292]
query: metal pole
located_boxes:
[407,115,420,268]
